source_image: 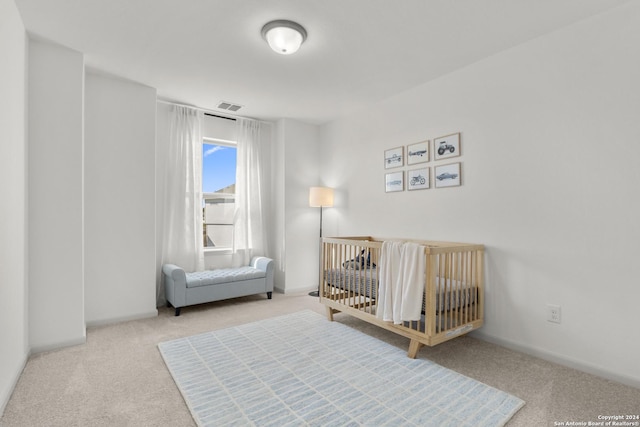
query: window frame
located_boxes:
[202,136,237,253]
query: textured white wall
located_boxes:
[271,120,286,291]
[279,119,321,293]
[0,0,28,414]
[319,3,640,387]
[84,71,158,325]
[28,39,86,352]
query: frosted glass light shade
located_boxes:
[261,20,307,55]
[309,187,334,207]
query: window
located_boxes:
[202,138,237,249]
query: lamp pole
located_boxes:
[308,205,324,297]
[308,187,333,297]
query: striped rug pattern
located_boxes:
[158,310,524,426]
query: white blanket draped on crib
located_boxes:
[377,241,425,324]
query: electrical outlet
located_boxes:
[547,304,561,324]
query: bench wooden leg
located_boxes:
[408,339,424,359]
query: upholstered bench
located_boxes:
[162,256,274,316]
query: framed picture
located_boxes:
[433,132,461,161]
[434,162,461,188]
[385,171,404,192]
[384,146,404,169]
[407,140,429,165]
[407,167,430,190]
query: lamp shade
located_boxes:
[261,20,307,55]
[309,187,334,207]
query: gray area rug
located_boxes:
[158,310,524,426]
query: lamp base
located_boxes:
[308,290,319,297]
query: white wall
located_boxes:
[202,113,237,142]
[274,119,322,293]
[272,121,286,290]
[28,39,86,352]
[0,0,28,413]
[319,3,640,387]
[84,71,158,325]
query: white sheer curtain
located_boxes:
[158,105,204,304]
[232,118,267,267]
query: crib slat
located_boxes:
[464,250,470,324]
[477,249,484,322]
[439,253,443,331]
[447,252,452,330]
[356,244,361,308]
[459,252,464,325]
[459,252,464,326]
[453,252,458,328]
[473,249,479,321]
[468,250,473,323]
[451,252,456,329]
[427,252,436,336]
[338,241,342,302]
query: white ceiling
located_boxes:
[16,0,630,124]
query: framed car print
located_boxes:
[434,162,461,188]
[433,133,461,161]
[385,171,404,192]
[384,146,404,169]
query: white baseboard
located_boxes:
[0,352,29,417]
[30,336,87,355]
[85,309,158,328]
[471,330,640,390]
[276,285,318,295]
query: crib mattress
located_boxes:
[324,268,477,311]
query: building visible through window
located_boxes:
[202,141,237,248]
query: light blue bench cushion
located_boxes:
[185,266,266,288]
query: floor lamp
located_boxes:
[308,186,334,297]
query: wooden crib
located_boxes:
[320,236,484,358]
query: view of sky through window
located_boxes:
[202,144,237,193]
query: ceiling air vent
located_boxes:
[217,101,243,112]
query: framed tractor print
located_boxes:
[433,133,461,161]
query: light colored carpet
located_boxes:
[159,310,524,426]
[2,292,640,426]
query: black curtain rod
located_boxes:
[205,113,236,121]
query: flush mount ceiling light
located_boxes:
[261,19,307,55]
